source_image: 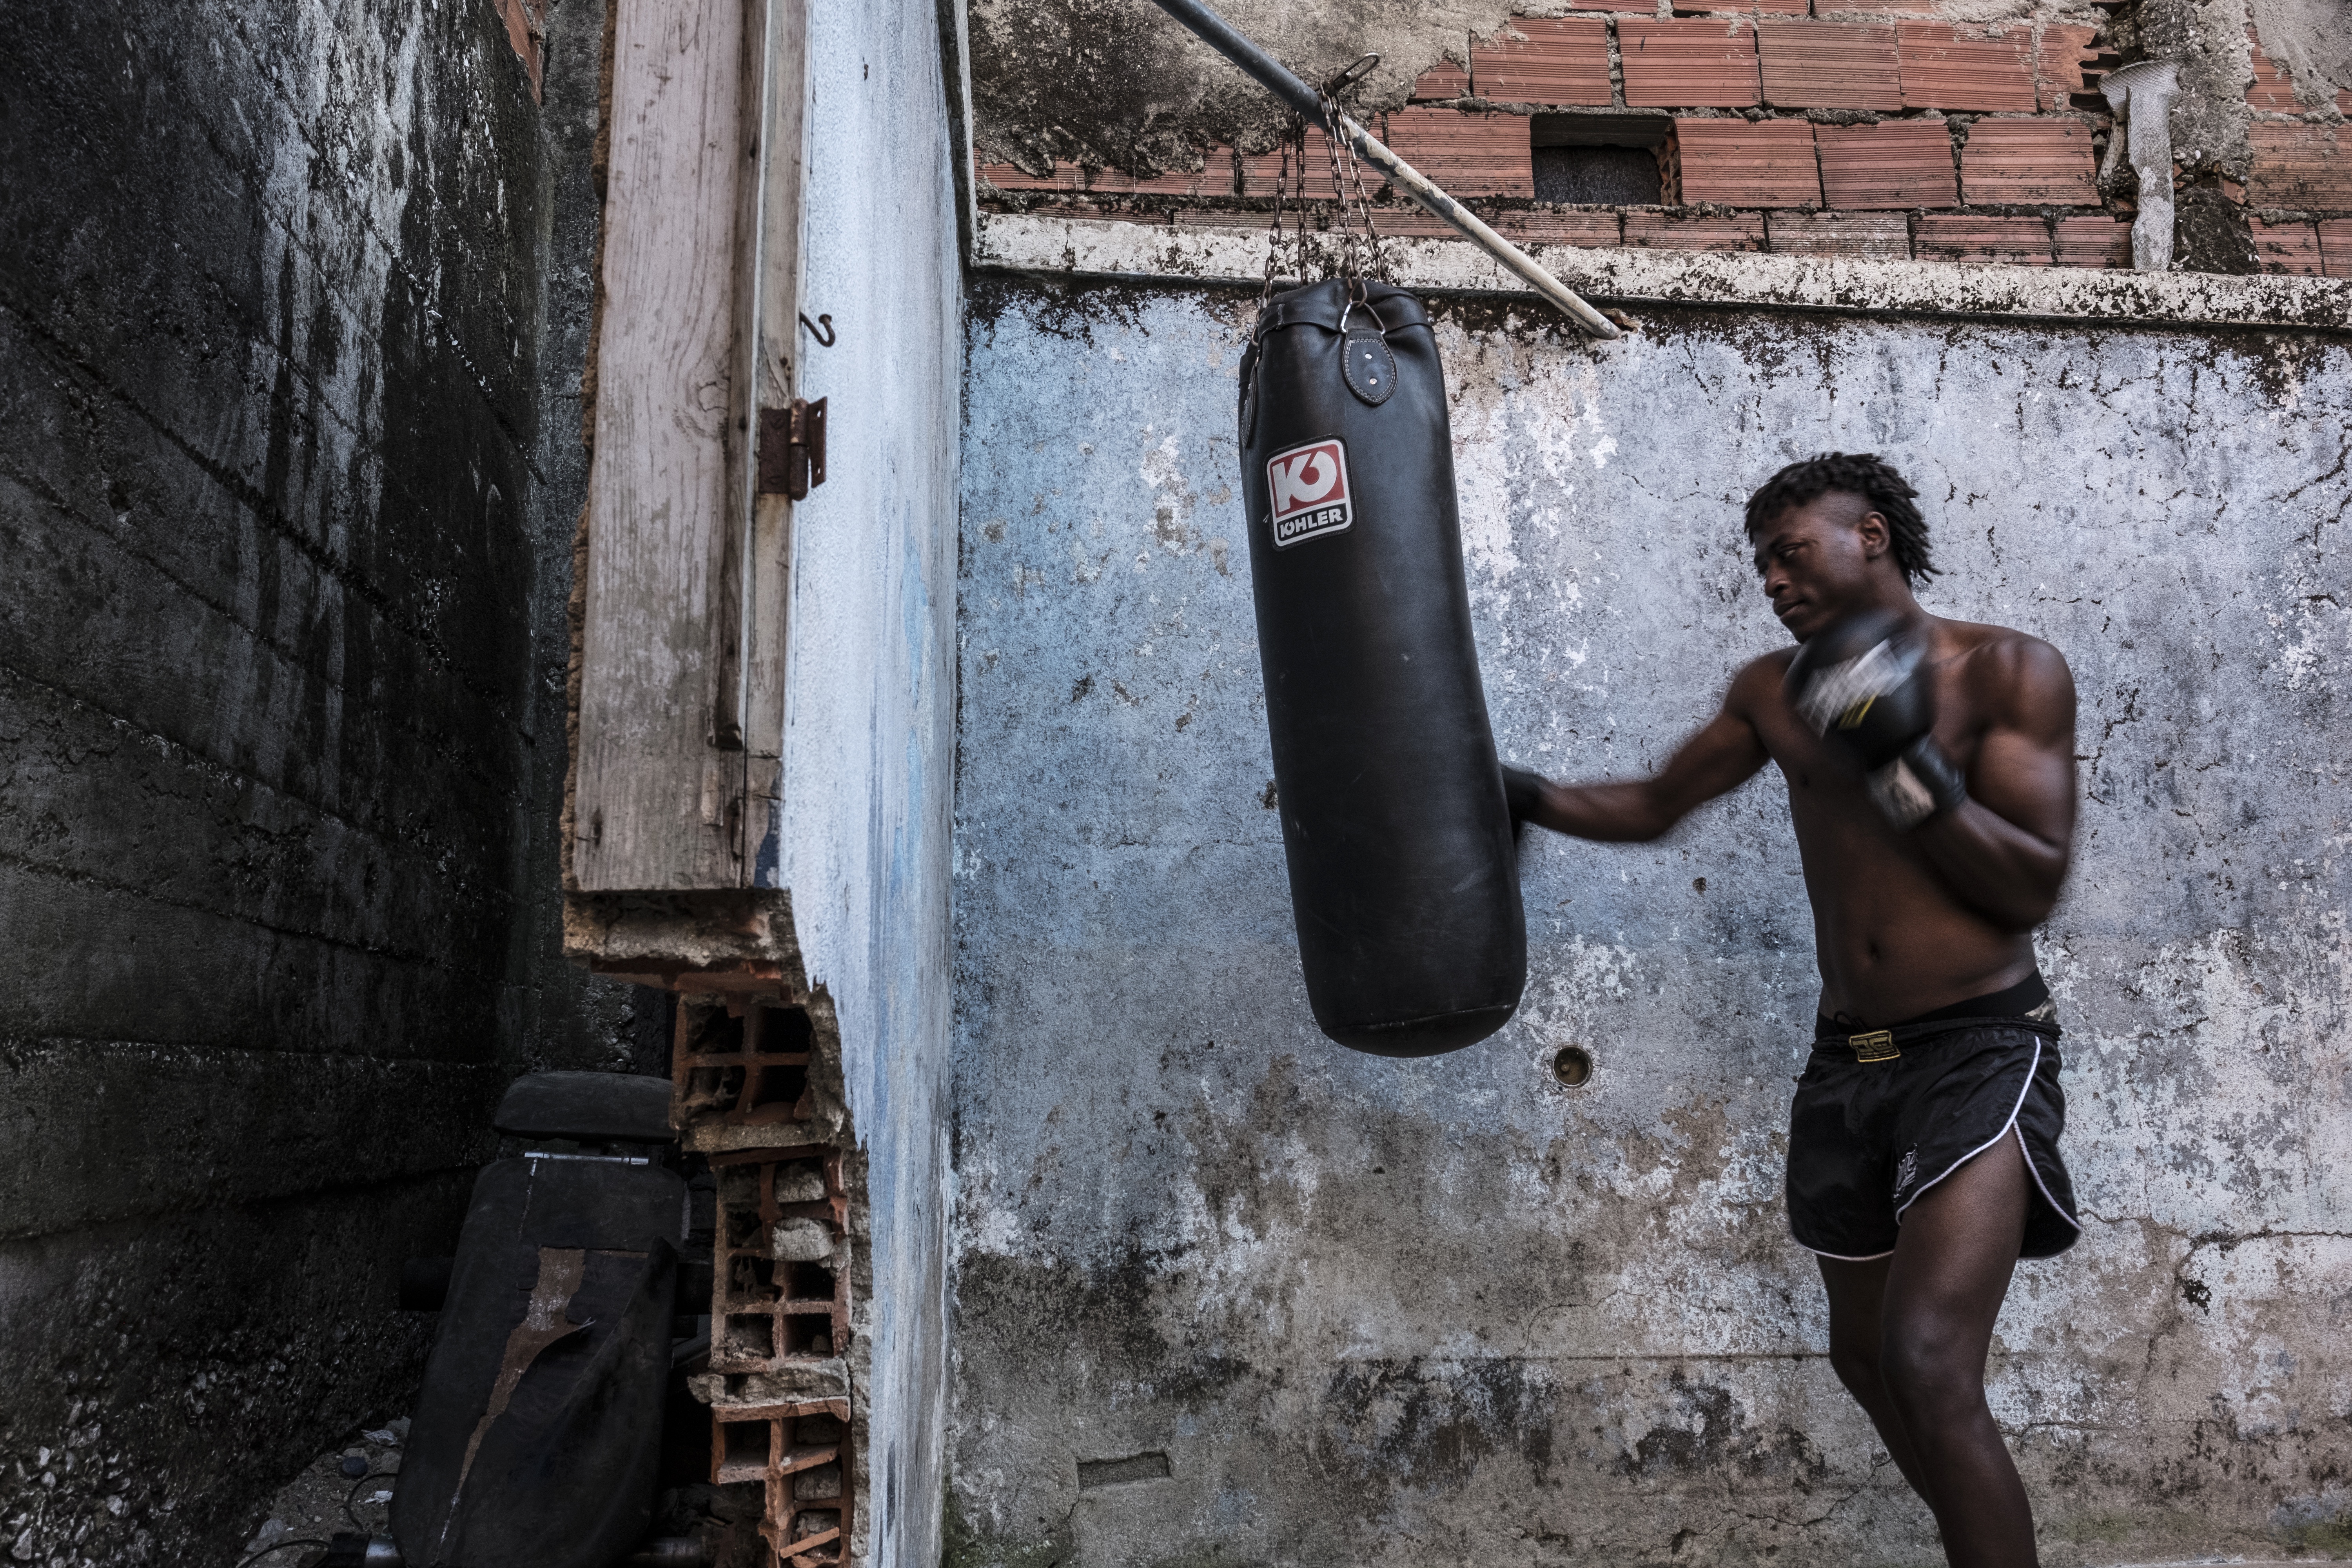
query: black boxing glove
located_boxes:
[1501,764,1547,831]
[1784,610,1967,830]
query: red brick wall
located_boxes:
[2244,25,2352,276]
[976,7,2352,276]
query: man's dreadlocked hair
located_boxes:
[1743,453,1938,587]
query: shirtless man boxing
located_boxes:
[1505,453,2082,1568]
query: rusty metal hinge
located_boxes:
[756,397,827,500]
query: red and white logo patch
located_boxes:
[1265,439,1353,548]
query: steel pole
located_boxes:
[1144,0,1623,339]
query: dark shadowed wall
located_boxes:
[0,0,651,1560]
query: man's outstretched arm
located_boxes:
[1510,665,1773,842]
[1914,638,2077,931]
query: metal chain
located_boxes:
[1316,90,1388,290]
[1316,90,1362,287]
[1260,135,1288,305]
[1260,122,1316,303]
[1338,110,1388,283]
[1265,73,1385,303]
[1291,122,1312,286]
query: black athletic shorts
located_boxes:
[1786,974,2080,1261]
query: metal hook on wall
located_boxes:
[800,312,836,347]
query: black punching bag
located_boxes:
[1236,278,1525,1056]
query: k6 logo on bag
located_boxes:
[1266,439,1352,548]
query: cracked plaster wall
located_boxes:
[948,280,2351,1565]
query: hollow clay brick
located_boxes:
[1471,18,1613,104]
[2036,25,2100,111]
[1766,210,1910,257]
[1620,20,1763,108]
[2322,220,2352,278]
[1128,168,1198,197]
[2053,215,2131,268]
[979,162,1080,192]
[2250,219,2324,276]
[1914,214,2053,264]
[1760,21,1902,109]
[2246,27,2299,109]
[1381,108,1535,196]
[1129,148,1234,198]
[1674,0,1810,14]
[1896,23,2034,111]
[1412,56,1472,101]
[2249,123,2352,209]
[1674,117,1822,205]
[1961,120,2097,205]
[1622,211,1767,249]
[1817,121,1956,208]
[1240,129,1341,198]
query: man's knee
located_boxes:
[1879,1317,1983,1420]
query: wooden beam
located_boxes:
[742,0,809,859]
[575,0,806,890]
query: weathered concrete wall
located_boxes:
[766,0,966,1561]
[971,0,1511,173]
[948,281,2352,1565]
[0,0,644,1561]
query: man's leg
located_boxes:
[1878,1134,2036,1568]
[1815,1254,1930,1497]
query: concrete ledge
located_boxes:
[976,212,2352,332]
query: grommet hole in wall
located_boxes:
[1552,1045,1594,1087]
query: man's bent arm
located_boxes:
[1523,670,1773,842]
[1915,640,2078,931]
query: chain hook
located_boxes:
[1319,52,1381,97]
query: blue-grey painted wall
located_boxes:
[774,2,962,1563]
[948,283,2351,1565]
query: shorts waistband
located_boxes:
[1814,973,2058,1059]
[1817,972,2050,1037]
